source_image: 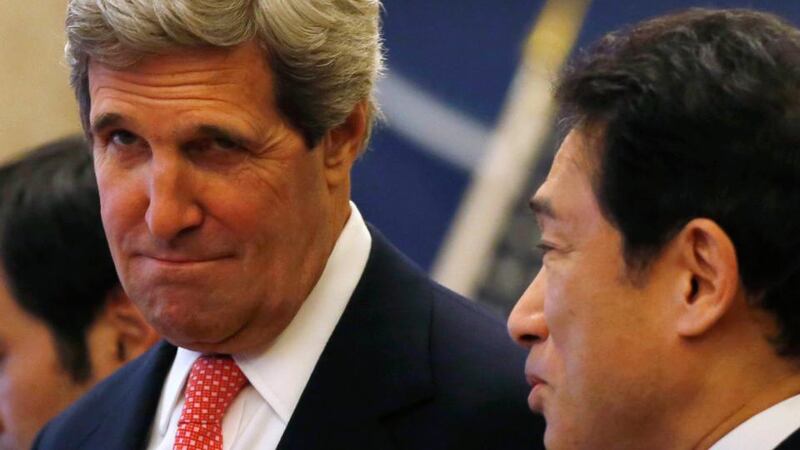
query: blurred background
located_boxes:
[3,0,800,315]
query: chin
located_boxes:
[154,314,237,349]
[164,331,242,355]
[541,412,582,450]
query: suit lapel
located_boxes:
[83,341,177,449]
[277,227,435,450]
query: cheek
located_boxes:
[543,265,619,381]
[95,167,160,286]
[542,267,578,341]
[545,270,660,399]
[201,177,279,246]
[232,160,327,234]
[96,167,141,243]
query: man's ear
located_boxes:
[672,218,741,337]
[319,100,368,188]
[101,285,159,363]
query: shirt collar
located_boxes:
[156,201,371,432]
[710,392,800,450]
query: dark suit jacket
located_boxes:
[34,227,545,449]
[776,428,800,449]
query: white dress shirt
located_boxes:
[710,393,800,450]
[145,202,372,450]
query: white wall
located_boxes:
[0,1,81,161]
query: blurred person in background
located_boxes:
[509,8,800,450]
[0,135,158,450]
[34,1,545,449]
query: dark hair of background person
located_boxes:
[0,136,118,382]
[555,8,800,355]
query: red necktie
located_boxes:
[173,355,249,450]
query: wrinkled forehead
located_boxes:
[88,41,269,85]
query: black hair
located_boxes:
[0,135,119,382]
[555,8,800,355]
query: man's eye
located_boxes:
[214,137,240,150]
[110,130,139,146]
[536,242,555,257]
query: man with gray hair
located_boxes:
[34,1,544,449]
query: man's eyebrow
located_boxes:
[196,125,252,147]
[529,196,557,220]
[90,112,123,136]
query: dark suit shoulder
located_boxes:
[422,282,544,449]
[33,341,176,450]
[429,280,528,386]
[364,227,545,449]
[368,226,530,390]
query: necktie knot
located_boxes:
[174,355,248,450]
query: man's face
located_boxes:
[88,41,341,354]
[508,129,680,449]
[0,274,88,450]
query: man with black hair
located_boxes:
[508,8,800,450]
[0,136,158,450]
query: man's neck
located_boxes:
[693,372,800,449]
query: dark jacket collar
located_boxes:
[77,341,177,449]
[776,426,800,450]
[276,225,435,449]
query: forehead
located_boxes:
[87,41,273,114]
[86,41,281,143]
[92,40,268,82]
[532,129,599,220]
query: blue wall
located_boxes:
[353,0,800,271]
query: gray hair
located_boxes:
[65,0,384,151]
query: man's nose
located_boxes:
[508,270,549,349]
[144,154,203,242]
